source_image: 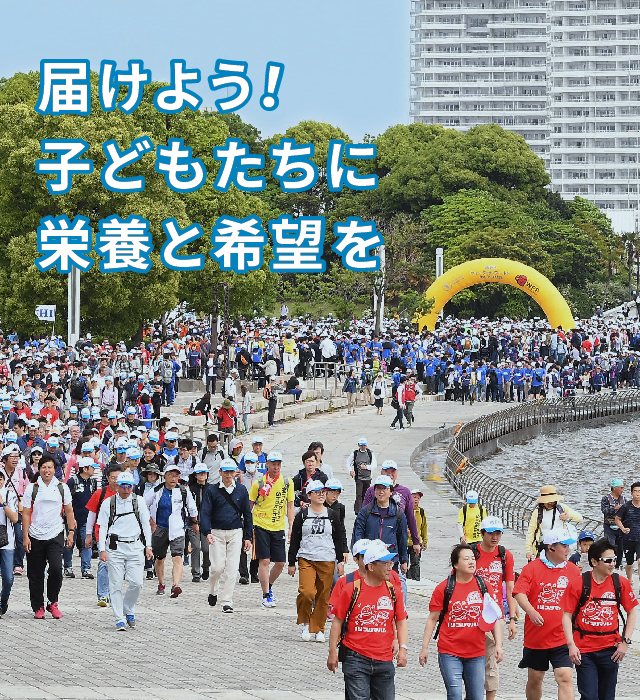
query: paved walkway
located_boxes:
[2,397,638,699]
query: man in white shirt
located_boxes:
[97,471,152,631]
[146,466,199,599]
[21,453,76,619]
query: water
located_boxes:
[475,419,640,514]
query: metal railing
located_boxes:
[443,390,640,536]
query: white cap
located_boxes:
[543,528,577,546]
[357,437,368,445]
[373,475,393,488]
[148,430,160,441]
[229,438,243,450]
[78,456,95,469]
[267,451,283,462]
[28,419,39,429]
[164,432,179,441]
[193,462,209,474]
[363,540,395,565]
[251,435,264,444]
[2,445,19,457]
[480,516,504,533]
[116,471,135,486]
[381,459,398,471]
[325,478,343,490]
[466,490,479,504]
[305,479,326,494]
[219,458,238,472]
[351,538,372,556]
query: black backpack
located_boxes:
[434,573,488,639]
[70,377,85,401]
[106,493,147,546]
[470,542,507,583]
[571,572,626,638]
[153,483,188,522]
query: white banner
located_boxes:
[35,305,56,322]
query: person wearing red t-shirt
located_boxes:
[328,540,408,700]
[562,538,638,700]
[472,517,517,700]
[420,543,503,700]
[513,528,582,700]
[329,538,402,622]
[84,465,123,608]
[39,396,59,425]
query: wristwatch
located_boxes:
[622,637,632,645]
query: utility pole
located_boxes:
[67,268,80,347]
[374,244,386,336]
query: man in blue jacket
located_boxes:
[351,475,408,575]
[200,459,253,613]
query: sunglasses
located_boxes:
[119,484,134,489]
[599,557,616,564]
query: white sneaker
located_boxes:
[315,631,326,643]
[301,624,312,641]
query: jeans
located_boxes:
[97,559,110,599]
[26,531,64,611]
[161,380,174,405]
[390,408,404,428]
[0,548,14,605]
[438,653,485,700]
[268,397,277,426]
[576,647,619,700]
[63,523,91,571]
[353,479,371,514]
[13,516,24,569]
[342,648,395,700]
[290,388,302,401]
[603,524,624,568]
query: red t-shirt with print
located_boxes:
[334,578,407,662]
[474,545,515,604]
[430,577,497,658]
[329,569,401,609]
[513,558,581,649]
[562,573,638,653]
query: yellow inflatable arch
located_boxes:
[417,258,575,332]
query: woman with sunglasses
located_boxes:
[288,480,347,643]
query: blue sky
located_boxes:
[3,0,410,141]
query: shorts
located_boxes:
[151,527,185,560]
[624,540,640,565]
[254,525,286,563]
[518,645,573,672]
[531,385,541,396]
[485,632,499,692]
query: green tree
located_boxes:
[0,71,274,338]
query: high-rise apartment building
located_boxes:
[410,0,640,232]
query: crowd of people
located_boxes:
[0,307,639,700]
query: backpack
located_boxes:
[254,475,289,506]
[263,383,273,400]
[239,354,249,366]
[153,483,188,523]
[363,370,373,386]
[30,481,65,514]
[107,493,147,547]
[161,361,173,382]
[70,377,85,401]
[352,448,373,477]
[337,577,397,661]
[434,573,488,639]
[470,542,507,583]
[571,571,626,638]
[462,504,488,526]
[464,337,472,350]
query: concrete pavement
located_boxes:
[2,395,637,700]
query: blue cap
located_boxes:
[578,530,596,542]
[610,478,624,488]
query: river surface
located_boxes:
[475,419,640,514]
